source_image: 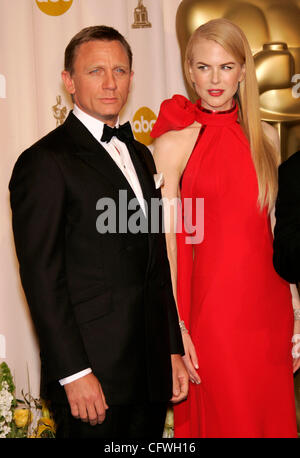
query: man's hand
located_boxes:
[64,373,108,426]
[170,354,189,403]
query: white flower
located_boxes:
[0,424,11,438]
[0,384,14,438]
[5,411,12,423]
[0,389,13,415]
[0,417,12,438]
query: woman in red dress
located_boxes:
[151,18,300,438]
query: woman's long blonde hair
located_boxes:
[184,18,280,212]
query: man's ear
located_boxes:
[129,70,134,90]
[61,70,75,95]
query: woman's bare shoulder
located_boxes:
[153,122,201,151]
[153,122,201,173]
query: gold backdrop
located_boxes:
[176,0,300,160]
[176,0,300,434]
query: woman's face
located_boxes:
[188,38,245,111]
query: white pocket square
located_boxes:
[153,172,164,189]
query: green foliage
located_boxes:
[0,362,16,395]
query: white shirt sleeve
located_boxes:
[59,368,92,386]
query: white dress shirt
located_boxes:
[73,105,146,214]
[59,105,145,386]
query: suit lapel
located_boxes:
[126,141,160,272]
[63,112,156,216]
[63,112,138,202]
[125,141,156,215]
[62,112,159,272]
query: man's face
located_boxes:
[62,40,133,126]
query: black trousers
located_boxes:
[52,401,168,439]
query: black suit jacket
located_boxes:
[9,112,183,405]
[273,150,300,283]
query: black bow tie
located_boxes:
[101,121,134,144]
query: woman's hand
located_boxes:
[292,319,300,373]
[181,332,201,384]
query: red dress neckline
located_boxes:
[150,94,238,138]
[196,99,237,115]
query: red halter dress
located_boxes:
[151,95,297,438]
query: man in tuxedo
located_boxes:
[273,151,300,283]
[9,26,188,438]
